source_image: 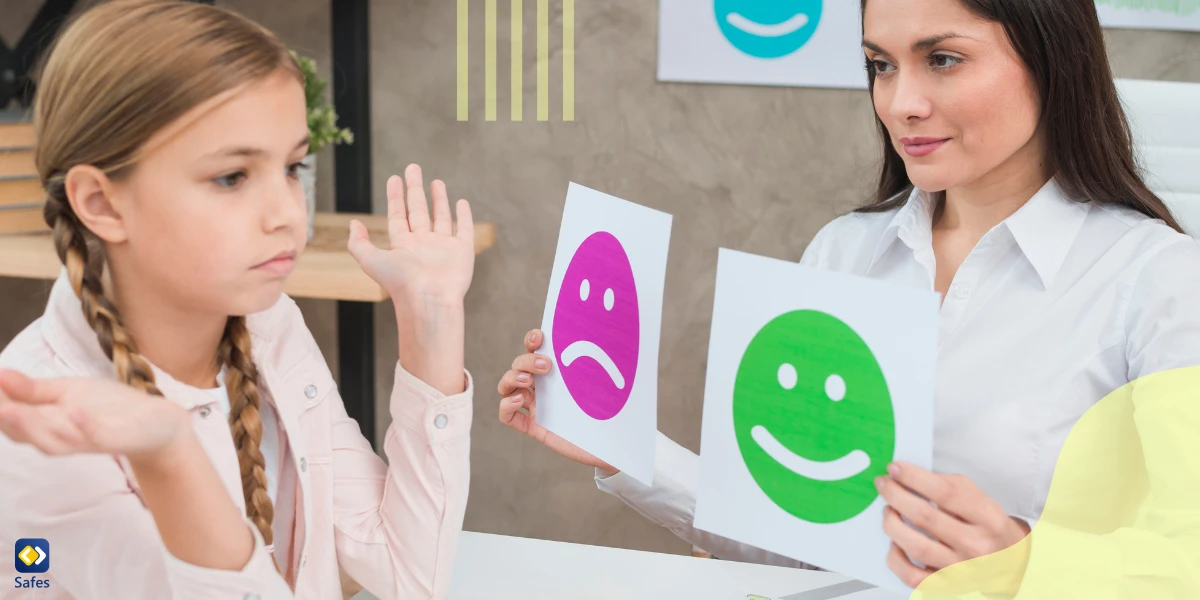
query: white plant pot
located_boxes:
[301,153,318,241]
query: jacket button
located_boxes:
[244,595,261,600]
[434,414,449,429]
[304,384,318,399]
[198,406,213,419]
[300,457,307,472]
[301,554,307,567]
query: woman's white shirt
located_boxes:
[595,179,1200,566]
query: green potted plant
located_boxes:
[293,50,353,240]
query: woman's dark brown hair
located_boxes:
[857,0,1183,233]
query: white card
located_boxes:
[535,183,673,486]
[694,249,938,594]
[658,0,868,89]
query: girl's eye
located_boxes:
[929,54,963,70]
[214,172,246,189]
[286,160,310,179]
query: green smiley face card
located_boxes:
[694,249,938,593]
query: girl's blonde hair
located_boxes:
[34,0,302,549]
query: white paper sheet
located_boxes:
[1097,1,1200,32]
[658,0,868,89]
[535,183,672,486]
[694,249,938,594]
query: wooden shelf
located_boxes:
[0,211,497,303]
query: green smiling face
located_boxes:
[732,310,895,524]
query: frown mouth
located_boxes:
[561,340,625,389]
[726,12,810,37]
[751,425,870,481]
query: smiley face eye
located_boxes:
[580,279,590,301]
[604,288,614,311]
[825,374,846,402]
[777,363,797,390]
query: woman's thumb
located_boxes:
[0,370,65,404]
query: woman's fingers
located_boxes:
[499,390,535,434]
[888,462,992,525]
[877,473,971,550]
[430,179,452,235]
[524,329,544,353]
[404,164,431,232]
[883,505,957,570]
[511,353,553,375]
[886,542,935,590]
[497,368,536,397]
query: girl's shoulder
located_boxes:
[0,318,65,378]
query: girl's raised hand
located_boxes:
[0,369,190,462]
[347,164,476,308]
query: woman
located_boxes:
[497,0,1200,591]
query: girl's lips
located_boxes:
[900,137,950,157]
[253,251,297,275]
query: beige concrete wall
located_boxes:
[1,0,1198,558]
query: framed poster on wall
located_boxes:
[1096,0,1200,32]
[658,0,868,89]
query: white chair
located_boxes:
[1115,78,1200,238]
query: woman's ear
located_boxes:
[63,165,128,244]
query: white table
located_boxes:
[353,532,905,600]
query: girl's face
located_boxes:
[105,70,310,317]
[862,0,1044,193]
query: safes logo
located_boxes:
[13,539,52,590]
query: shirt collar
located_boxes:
[869,187,936,272]
[1003,178,1092,289]
[867,179,1091,289]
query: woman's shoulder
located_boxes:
[801,206,902,270]
[1091,203,1200,267]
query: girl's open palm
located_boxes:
[347,164,476,305]
[0,369,189,461]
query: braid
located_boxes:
[45,185,275,550]
[45,186,163,397]
[219,316,275,547]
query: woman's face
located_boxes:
[103,69,310,317]
[862,0,1044,193]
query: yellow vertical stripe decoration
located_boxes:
[537,0,549,121]
[485,0,497,121]
[563,0,574,121]
[511,0,523,121]
[457,0,469,121]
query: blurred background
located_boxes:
[1,0,1198,560]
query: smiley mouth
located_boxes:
[726,12,810,38]
[561,340,626,389]
[751,425,870,481]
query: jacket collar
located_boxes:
[40,273,293,409]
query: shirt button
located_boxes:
[244,595,261,600]
[434,414,449,429]
[304,384,318,399]
[953,285,971,299]
[198,406,213,419]
[300,457,308,472]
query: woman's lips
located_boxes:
[900,137,950,157]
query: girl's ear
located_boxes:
[64,164,129,244]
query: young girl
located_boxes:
[498,0,1200,593]
[0,2,475,599]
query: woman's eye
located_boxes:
[214,172,246,188]
[929,54,962,70]
[869,59,894,76]
[286,161,309,179]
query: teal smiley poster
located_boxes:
[693,249,938,593]
[658,0,867,89]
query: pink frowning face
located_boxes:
[551,232,640,420]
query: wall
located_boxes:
[1,0,1198,559]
